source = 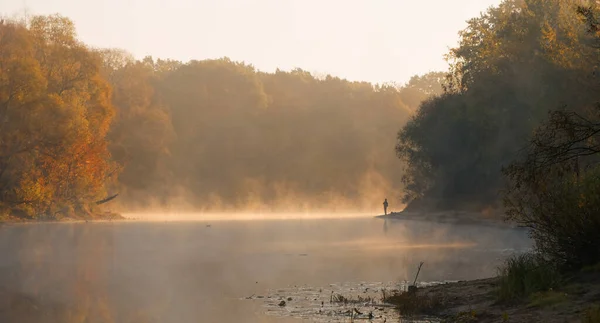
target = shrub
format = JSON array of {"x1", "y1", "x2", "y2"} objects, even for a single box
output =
[{"x1": 505, "y1": 165, "x2": 600, "y2": 271}]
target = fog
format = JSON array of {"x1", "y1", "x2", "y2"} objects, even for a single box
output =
[
  {"x1": 106, "y1": 62, "x2": 422, "y2": 215},
  {"x1": 0, "y1": 217, "x2": 531, "y2": 323},
  {"x1": 1, "y1": 14, "x2": 443, "y2": 217},
  {"x1": 1, "y1": 1, "x2": 566, "y2": 322},
  {"x1": 125, "y1": 212, "x2": 375, "y2": 222}
]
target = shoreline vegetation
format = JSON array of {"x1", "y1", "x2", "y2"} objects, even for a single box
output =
[
  {"x1": 388, "y1": 275, "x2": 600, "y2": 323},
  {"x1": 380, "y1": 265, "x2": 600, "y2": 323},
  {"x1": 3, "y1": 0, "x2": 600, "y2": 322},
  {"x1": 0, "y1": 211, "x2": 124, "y2": 223},
  {"x1": 374, "y1": 202, "x2": 600, "y2": 323},
  {"x1": 0, "y1": 13, "x2": 433, "y2": 217},
  {"x1": 376, "y1": 210, "x2": 522, "y2": 230},
  {"x1": 386, "y1": 0, "x2": 600, "y2": 321},
  {"x1": 374, "y1": 210, "x2": 600, "y2": 322}
]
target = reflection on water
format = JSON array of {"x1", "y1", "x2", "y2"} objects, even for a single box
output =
[{"x1": 0, "y1": 216, "x2": 531, "y2": 323}]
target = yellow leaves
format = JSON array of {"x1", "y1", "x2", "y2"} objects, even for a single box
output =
[
  {"x1": 0, "y1": 15, "x2": 116, "y2": 215},
  {"x1": 15, "y1": 173, "x2": 53, "y2": 212},
  {"x1": 28, "y1": 14, "x2": 77, "y2": 47},
  {"x1": 0, "y1": 23, "x2": 46, "y2": 111},
  {"x1": 84, "y1": 76, "x2": 115, "y2": 138},
  {"x1": 532, "y1": 0, "x2": 591, "y2": 69}
]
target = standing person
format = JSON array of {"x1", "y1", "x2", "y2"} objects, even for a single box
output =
[{"x1": 383, "y1": 198, "x2": 389, "y2": 215}]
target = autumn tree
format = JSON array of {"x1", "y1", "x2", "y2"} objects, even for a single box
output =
[
  {"x1": 1, "y1": 14, "x2": 442, "y2": 214},
  {"x1": 104, "y1": 59, "x2": 427, "y2": 211},
  {"x1": 98, "y1": 52, "x2": 175, "y2": 202},
  {"x1": 0, "y1": 15, "x2": 116, "y2": 219}
]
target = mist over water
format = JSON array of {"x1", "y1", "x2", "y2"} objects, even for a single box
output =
[
  {"x1": 0, "y1": 215, "x2": 531, "y2": 323},
  {"x1": 3, "y1": 1, "x2": 595, "y2": 321},
  {"x1": 124, "y1": 212, "x2": 380, "y2": 221}
]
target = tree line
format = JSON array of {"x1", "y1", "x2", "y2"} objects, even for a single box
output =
[
  {"x1": 397, "y1": 0, "x2": 600, "y2": 212},
  {"x1": 397, "y1": 0, "x2": 600, "y2": 270},
  {"x1": 0, "y1": 14, "x2": 444, "y2": 218}
]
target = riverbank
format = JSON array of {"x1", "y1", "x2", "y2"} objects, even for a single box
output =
[
  {"x1": 377, "y1": 209, "x2": 597, "y2": 322},
  {"x1": 376, "y1": 210, "x2": 524, "y2": 230},
  {"x1": 0, "y1": 211, "x2": 124, "y2": 223},
  {"x1": 390, "y1": 270, "x2": 600, "y2": 323}
]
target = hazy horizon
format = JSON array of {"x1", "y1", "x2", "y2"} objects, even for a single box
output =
[
  {"x1": 1, "y1": 0, "x2": 598, "y2": 321},
  {"x1": 1, "y1": 0, "x2": 501, "y2": 84}
]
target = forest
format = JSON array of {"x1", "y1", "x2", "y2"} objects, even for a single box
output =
[
  {"x1": 0, "y1": 14, "x2": 446, "y2": 218},
  {"x1": 4, "y1": 1, "x2": 600, "y2": 319},
  {"x1": 397, "y1": 0, "x2": 600, "y2": 271},
  {"x1": 397, "y1": 0, "x2": 600, "y2": 214},
  {"x1": 3, "y1": 0, "x2": 600, "y2": 240}
]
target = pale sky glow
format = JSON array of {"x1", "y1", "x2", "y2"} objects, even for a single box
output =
[{"x1": 1, "y1": 0, "x2": 502, "y2": 84}]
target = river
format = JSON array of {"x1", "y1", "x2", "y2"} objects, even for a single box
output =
[{"x1": 0, "y1": 215, "x2": 531, "y2": 323}]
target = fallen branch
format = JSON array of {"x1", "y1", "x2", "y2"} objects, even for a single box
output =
[{"x1": 95, "y1": 194, "x2": 119, "y2": 205}]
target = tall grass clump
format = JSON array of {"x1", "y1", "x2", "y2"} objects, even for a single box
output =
[
  {"x1": 497, "y1": 253, "x2": 560, "y2": 302},
  {"x1": 583, "y1": 305, "x2": 600, "y2": 323}
]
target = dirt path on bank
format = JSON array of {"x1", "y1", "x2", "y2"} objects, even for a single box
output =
[{"x1": 414, "y1": 274, "x2": 600, "y2": 323}]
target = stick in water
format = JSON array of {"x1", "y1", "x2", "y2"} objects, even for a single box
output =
[{"x1": 413, "y1": 262, "x2": 424, "y2": 286}]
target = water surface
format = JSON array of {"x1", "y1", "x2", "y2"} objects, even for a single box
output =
[{"x1": 0, "y1": 216, "x2": 531, "y2": 322}]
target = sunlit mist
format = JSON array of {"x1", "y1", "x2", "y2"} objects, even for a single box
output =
[
  {"x1": 122, "y1": 212, "x2": 379, "y2": 222},
  {"x1": 0, "y1": 218, "x2": 531, "y2": 322}
]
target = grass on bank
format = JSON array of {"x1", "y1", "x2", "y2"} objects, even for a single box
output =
[
  {"x1": 382, "y1": 289, "x2": 444, "y2": 316},
  {"x1": 526, "y1": 291, "x2": 568, "y2": 309},
  {"x1": 496, "y1": 253, "x2": 561, "y2": 302},
  {"x1": 583, "y1": 305, "x2": 600, "y2": 323}
]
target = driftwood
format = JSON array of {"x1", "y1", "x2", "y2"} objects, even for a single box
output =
[{"x1": 95, "y1": 194, "x2": 119, "y2": 205}]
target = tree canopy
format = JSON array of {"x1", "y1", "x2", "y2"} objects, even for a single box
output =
[
  {"x1": 396, "y1": 0, "x2": 600, "y2": 212},
  {"x1": 0, "y1": 16, "x2": 115, "y2": 219},
  {"x1": 112, "y1": 59, "x2": 431, "y2": 211},
  {"x1": 0, "y1": 14, "x2": 445, "y2": 217}
]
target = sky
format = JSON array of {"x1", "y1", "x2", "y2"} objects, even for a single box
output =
[{"x1": 1, "y1": 0, "x2": 502, "y2": 84}]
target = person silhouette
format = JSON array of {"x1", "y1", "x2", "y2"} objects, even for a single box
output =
[{"x1": 383, "y1": 198, "x2": 389, "y2": 215}]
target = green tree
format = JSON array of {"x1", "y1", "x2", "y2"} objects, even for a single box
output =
[
  {"x1": 397, "y1": 0, "x2": 598, "y2": 213},
  {"x1": 398, "y1": 71, "x2": 447, "y2": 111}
]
